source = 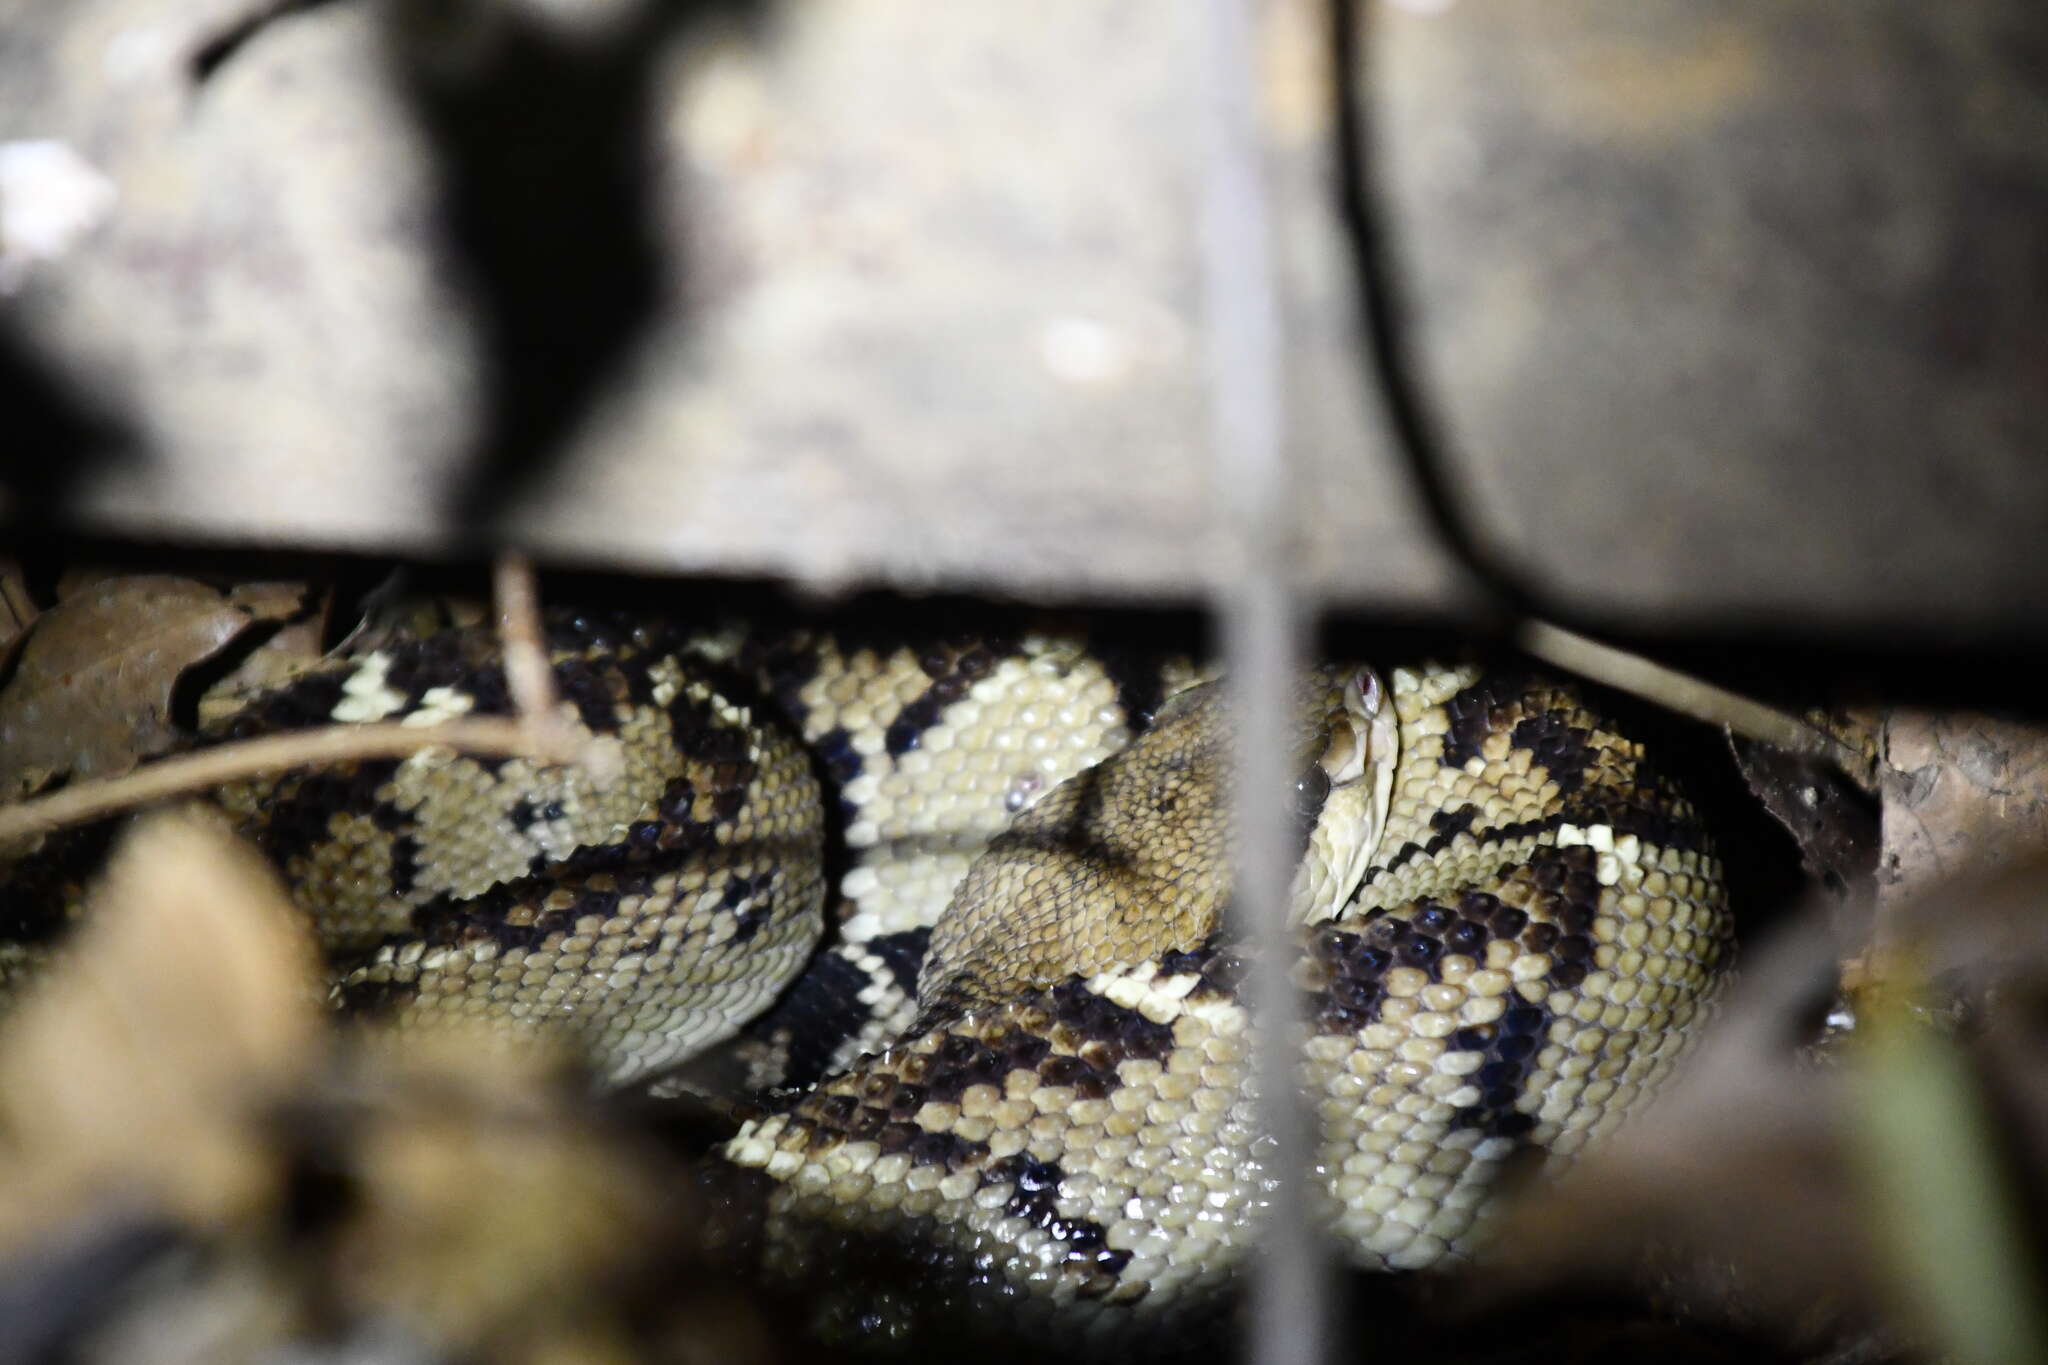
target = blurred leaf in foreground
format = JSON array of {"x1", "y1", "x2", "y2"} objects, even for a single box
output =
[
  {"x1": 0, "y1": 807, "x2": 322, "y2": 1246},
  {"x1": 1472, "y1": 860, "x2": 2048, "y2": 1365},
  {"x1": 0, "y1": 809, "x2": 773, "y2": 1365}
]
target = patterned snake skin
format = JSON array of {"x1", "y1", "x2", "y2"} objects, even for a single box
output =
[
  {"x1": 721, "y1": 655, "x2": 1732, "y2": 1344},
  {"x1": 0, "y1": 611, "x2": 1734, "y2": 1347}
]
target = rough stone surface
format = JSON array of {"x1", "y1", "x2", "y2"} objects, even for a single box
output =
[
  {"x1": 1375, "y1": 0, "x2": 2048, "y2": 629},
  {"x1": 3, "y1": 0, "x2": 2044, "y2": 628}
]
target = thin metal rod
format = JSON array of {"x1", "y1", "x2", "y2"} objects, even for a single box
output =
[{"x1": 1197, "y1": 0, "x2": 1328, "y2": 1362}]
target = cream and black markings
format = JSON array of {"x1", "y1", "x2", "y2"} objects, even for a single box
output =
[
  {"x1": 739, "y1": 926, "x2": 934, "y2": 1089},
  {"x1": 738, "y1": 631, "x2": 1175, "y2": 942},
  {"x1": 733, "y1": 954, "x2": 1229, "y2": 1342},
  {"x1": 2, "y1": 617, "x2": 1736, "y2": 1342},
  {"x1": 731, "y1": 659, "x2": 1733, "y2": 1330},
  {"x1": 196, "y1": 616, "x2": 830, "y2": 1085},
  {"x1": 1300, "y1": 667, "x2": 1729, "y2": 1270},
  {"x1": 708, "y1": 628, "x2": 1205, "y2": 1089}
]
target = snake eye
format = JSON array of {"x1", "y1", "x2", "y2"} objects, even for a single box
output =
[
  {"x1": 1353, "y1": 668, "x2": 1382, "y2": 716},
  {"x1": 1292, "y1": 761, "x2": 1332, "y2": 853}
]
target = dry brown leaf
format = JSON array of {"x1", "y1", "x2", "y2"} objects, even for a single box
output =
[
  {"x1": 0, "y1": 808, "x2": 323, "y2": 1247},
  {"x1": 221, "y1": 581, "x2": 308, "y2": 622},
  {"x1": 1731, "y1": 737, "x2": 1878, "y2": 915},
  {"x1": 0, "y1": 575, "x2": 259, "y2": 799},
  {"x1": 51, "y1": 564, "x2": 127, "y2": 600},
  {"x1": 198, "y1": 583, "x2": 331, "y2": 723},
  {"x1": 1878, "y1": 710, "x2": 2048, "y2": 922},
  {"x1": 333, "y1": 1035, "x2": 673, "y2": 1358}
]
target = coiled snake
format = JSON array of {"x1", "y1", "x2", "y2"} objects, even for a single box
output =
[{"x1": 1, "y1": 612, "x2": 1733, "y2": 1343}]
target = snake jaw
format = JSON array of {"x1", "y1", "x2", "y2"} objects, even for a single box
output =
[{"x1": 1292, "y1": 666, "x2": 1399, "y2": 926}]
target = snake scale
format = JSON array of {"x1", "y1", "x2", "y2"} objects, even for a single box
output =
[{"x1": 0, "y1": 609, "x2": 1733, "y2": 1348}]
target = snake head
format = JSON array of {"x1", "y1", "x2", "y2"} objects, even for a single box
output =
[
  {"x1": 917, "y1": 666, "x2": 1400, "y2": 1017},
  {"x1": 1291, "y1": 666, "x2": 1398, "y2": 926}
]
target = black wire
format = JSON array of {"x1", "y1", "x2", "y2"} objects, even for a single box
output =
[{"x1": 1328, "y1": 0, "x2": 1536, "y2": 624}]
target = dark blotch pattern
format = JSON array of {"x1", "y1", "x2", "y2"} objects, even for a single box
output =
[
  {"x1": 882, "y1": 644, "x2": 1006, "y2": 758},
  {"x1": 792, "y1": 1062, "x2": 995, "y2": 1171},
  {"x1": 657, "y1": 701, "x2": 760, "y2": 844},
  {"x1": 731, "y1": 925, "x2": 934, "y2": 1089},
  {"x1": 1508, "y1": 711, "x2": 1594, "y2": 797},
  {"x1": 810, "y1": 727, "x2": 863, "y2": 821},
  {"x1": 720, "y1": 870, "x2": 770, "y2": 911},
  {"x1": 1449, "y1": 998, "x2": 1552, "y2": 1140},
  {"x1": 1439, "y1": 672, "x2": 1530, "y2": 774},
  {"x1": 550, "y1": 654, "x2": 626, "y2": 732},
  {"x1": 1312, "y1": 890, "x2": 1536, "y2": 1038},
  {"x1": 408, "y1": 870, "x2": 655, "y2": 955},
  {"x1": 1038, "y1": 1052, "x2": 1114, "y2": 1101},
  {"x1": 247, "y1": 765, "x2": 403, "y2": 872},
  {"x1": 202, "y1": 615, "x2": 717, "y2": 929},
  {"x1": 211, "y1": 671, "x2": 352, "y2": 740},
  {"x1": 1045, "y1": 978, "x2": 1176, "y2": 1064},
  {"x1": 211, "y1": 615, "x2": 660, "y2": 753},
  {"x1": 1570, "y1": 755, "x2": 1711, "y2": 857},
  {"x1": 332, "y1": 972, "x2": 424, "y2": 1017},
  {"x1": 1374, "y1": 810, "x2": 1568, "y2": 882},
  {"x1": 1425, "y1": 803, "x2": 1476, "y2": 847},
  {"x1": 1087, "y1": 638, "x2": 1170, "y2": 732},
  {"x1": 386, "y1": 833, "x2": 421, "y2": 899},
  {"x1": 743, "y1": 946, "x2": 879, "y2": 1089},
  {"x1": 867, "y1": 927, "x2": 932, "y2": 994},
  {"x1": 920, "y1": 1032, "x2": 1017, "y2": 1105},
  {"x1": 381, "y1": 634, "x2": 511, "y2": 717},
  {"x1": 981, "y1": 1156, "x2": 1130, "y2": 1278},
  {"x1": 735, "y1": 629, "x2": 839, "y2": 727},
  {"x1": 1312, "y1": 925, "x2": 1392, "y2": 1035},
  {"x1": 1191, "y1": 947, "x2": 1248, "y2": 1000},
  {"x1": 905, "y1": 980, "x2": 1173, "y2": 1109}
]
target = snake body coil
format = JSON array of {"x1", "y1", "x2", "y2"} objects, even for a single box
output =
[
  {"x1": 0, "y1": 613, "x2": 1734, "y2": 1343},
  {"x1": 725, "y1": 657, "x2": 1730, "y2": 1341}
]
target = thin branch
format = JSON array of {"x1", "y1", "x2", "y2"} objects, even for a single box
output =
[
  {"x1": 0, "y1": 554, "x2": 637, "y2": 847},
  {"x1": 0, "y1": 718, "x2": 539, "y2": 845},
  {"x1": 1518, "y1": 620, "x2": 1869, "y2": 775},
  {"x1": 492, "y1": 551, "x2": 578, "y2": 765}
]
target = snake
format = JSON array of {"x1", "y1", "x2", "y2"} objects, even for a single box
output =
[{"x1": 0, "y1": 608, "x2": 1734, "y2": 1348}]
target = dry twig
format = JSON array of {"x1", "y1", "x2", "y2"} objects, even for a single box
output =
[
  {"x1": 0, "y1": 719, "x2": 538, "y2": 844},
  {"x1": 1519, "y1": 620, "x2": 1869, "y2": 776},
  {"x1": 492, "y1": 552, "x2": 578, "y2": 765}
]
